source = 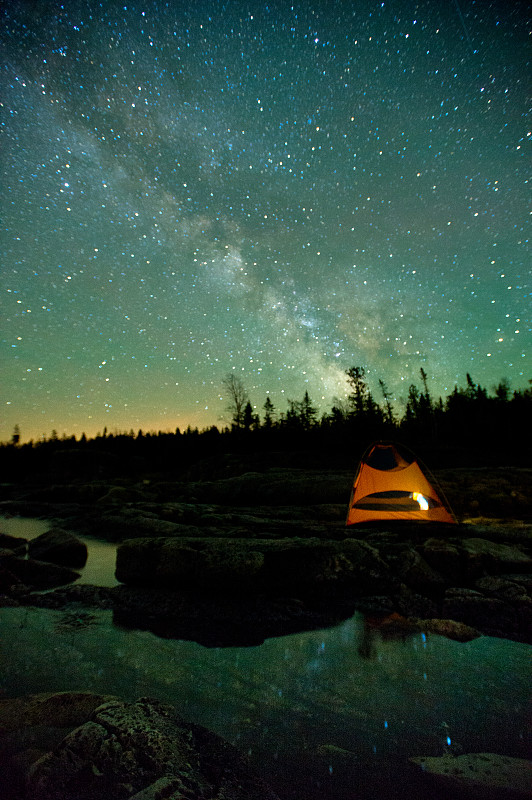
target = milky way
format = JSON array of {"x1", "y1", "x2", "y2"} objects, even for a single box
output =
[{"x1": 1, "y1": 0, "x2": 530, "y2": 441}]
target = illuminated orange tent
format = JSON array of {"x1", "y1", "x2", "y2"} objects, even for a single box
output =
[{"x1": 346, "y1": 442, "x2": 456, "y2": 526}]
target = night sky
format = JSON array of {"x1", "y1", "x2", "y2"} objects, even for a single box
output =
[{"x1": 1, "y1": 0, "x2": 530, "y2": 442}]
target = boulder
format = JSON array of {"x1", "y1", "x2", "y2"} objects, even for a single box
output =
[
  {"x1": 421, "y1": 537, "x2": 463, "y2": 581},
  {"x1": 409, "y1": 752, "x2": 532, "y2": 799},
  {"x1": 394, "y1": 547, "x2": 446, "y2": 594},
  {"x1": 26, "y1": 696, "x2": 279, "y2": 800},
  {"x1": 1, "y1": 555, "x2": 80, "y2": 590},
  {"x1": 28, "y1": 528, "x2": 87, "y2": 568}
]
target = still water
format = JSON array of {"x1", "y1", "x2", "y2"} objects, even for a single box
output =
[
  {"x1": 1, "y1": 518, "x2": 530, "y2": 799},
  {"x1": 0, "y1": 515, "x2": 118, "y2": 587}
]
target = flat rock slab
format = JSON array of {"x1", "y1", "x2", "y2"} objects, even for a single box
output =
[
  {"x1": 115, "y1": 535, "x2": 393, "y2": 596},
  {"x1": 409, "y1": 752, "x2": 532, "y2": 799}
]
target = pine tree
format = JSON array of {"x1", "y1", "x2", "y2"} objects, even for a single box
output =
[
  {"x1": 263, "y1": 396, "x2": 275, "y2": 428},
  {"x1": 345, "y1": 366, "x2": 368, "y2": 415},
  {"x1": 378, "y1": 379, "x2": 395, "y2": 424},
  {"x1": 299, "y1": 390, "x2": 317, "y2": 429},
  {"x1": 243, "y1": 401, "x2": 255, "y2": 431}
]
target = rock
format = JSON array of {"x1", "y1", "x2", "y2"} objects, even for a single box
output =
[
  {"x1": 97, "y1": 512, "x2": 188, "y2": 540},
  {"x1": 473, "y1": 576, "x2": 532, "y2": 642},
  {"x1": 409, "y1": 752, "x2": 532, "y2": 799},
  {"x1": 315, "y1": 743, "x2": 358, "y2": 759},
  {"x1": 28, "y1": 528, "x2": 87, "y2": 568},
  {"x1": 25, "y1": 584, "x2": 115, "y2": 610},
  {"x1": 356, "y1": 613, "x2": 480, "y2": 643},
  {"x1": 0, "y1": 692, "x2": 119, "y2": 800},
  {"x1": 0, "y1": 562, "x2": 28, "y2": 594},
  {"x1": 1, "y1": 555, "x2": 80, "y2": 590},
  {"x1": 394, "y1": 547, "x2": 446, "y2": 594},
  {"x1": 461, "y1": 538, "x2": 532, "y2": 574},
  {"x1": 115, "y1": 536, "x2": 393, "y2": 596},
  {"x1": 26, "y1": 696, "x2": 279, "y2": 800},
  {"x1": 475, "y1": 576, "x2": 529, "y2": 603},
  {"x1": 128, "y1": 776, "x2": 188, "y2": 799},
  {"x1": 421, "y1": 537, "x2": 463, "y2": 581},
  {"x1": 421, "y1": 536, "x2": 532, "y2": 586},
  {"x1": 96, "y1": 486, "x2": 144, "y2": 505},
  {"x1": 0, "y1": 532, "x2": 28, "y2": 553},
  {"x1": 442, "y1": 588, "x2": 516, "y2": 637},
  {"x1": 394, "y1": 585, "x2": 439, "y2": 619},
  {"x1": 0, "y1": 691, "x2": 119, "y2": 732},
  {"x1": 413, "y1": 618, "x2": 481, "y2": 642}
]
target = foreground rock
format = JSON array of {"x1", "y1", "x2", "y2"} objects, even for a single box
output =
[
  {"x1": 409, "y1": 752, "x2": 532, "y2": 799},
  {"x1": 21, "y1": 695, "x2": 279, "y2": 800},
  {"x1": 0, "y1": 692, "x2": 119, "y2": 800},
  {"x1": 28, "y1": 528, "x2": 87, "y2": 568}
]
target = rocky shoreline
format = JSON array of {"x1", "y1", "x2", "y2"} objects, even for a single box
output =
[
  {"x1": 2, "y1": 521, "x2": 531, "y2": 646},
  {"x1": 1, "y1": 464, "x2": 531, "y2": 646},
  {"x1": 1, "y1": 463, "x2": 531, "y2": 800}
]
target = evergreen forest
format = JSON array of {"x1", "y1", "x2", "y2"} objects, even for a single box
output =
[{"x1": 2, "y1": 369, "x2": 531, "y2": 481}]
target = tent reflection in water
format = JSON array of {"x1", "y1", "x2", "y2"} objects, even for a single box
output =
[{"x1": 346, "y1": 441, "x2": 457, "y2": 526}]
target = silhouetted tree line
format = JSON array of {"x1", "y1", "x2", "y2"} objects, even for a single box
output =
[{"x1": 1, "y1": 368, "x2": 531, "y2": 480}]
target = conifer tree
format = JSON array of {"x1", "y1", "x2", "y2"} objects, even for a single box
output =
[
  {"x1": 263, "y1": 396, "x2": 275, "y2": 428},
  {"x1": 299, "y1": 390, "x2": 317, "y2": 429}
]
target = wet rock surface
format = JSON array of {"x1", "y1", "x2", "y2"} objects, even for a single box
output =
[
  {"x1": 0, "y1": 693, "x2": 280, "y2": 800},
  {"x1": 409, "y1": 752, "x2": 532, "y2": 799}
]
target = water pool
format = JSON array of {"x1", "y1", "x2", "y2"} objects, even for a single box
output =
[{"x1": 1, "y1": 517, "x2": 529, "y2": 798}]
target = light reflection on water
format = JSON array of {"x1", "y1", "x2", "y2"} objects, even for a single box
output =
[{"x1": 0, "y1": 517, "x2": 530, "y2": 799}]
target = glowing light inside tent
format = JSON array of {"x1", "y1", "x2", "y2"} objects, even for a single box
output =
[{"x1": 412, "y1": 492, "x2": 429, "y2": 511}]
